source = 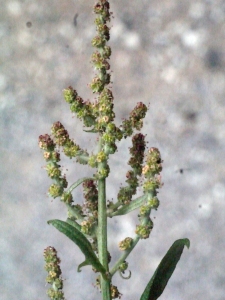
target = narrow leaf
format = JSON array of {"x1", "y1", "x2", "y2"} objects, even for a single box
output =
[
  {"x1": 48, "y1": 219, "x2": 108, "y2": 279},
  {"x1": 140, "y1": 238, "x2": 190, "y2": 300},
  {"x1": 66, "y1": 218, "x2": 81, "y2": 231}
]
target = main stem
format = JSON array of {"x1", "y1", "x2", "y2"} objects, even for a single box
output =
[{"x1": 98, "y1": 138, "x2": 111, "y2": 300}]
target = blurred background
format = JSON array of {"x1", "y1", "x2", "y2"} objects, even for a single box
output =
[{"x1": 1, "y1": 0, "x2": 225, "y2": 299}]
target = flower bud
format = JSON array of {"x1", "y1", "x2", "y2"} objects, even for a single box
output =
[
  {"x1": 61, "y1": 192, "x2": 73, "y2": 204},
  {"x1": 92, "y1": 35, "x2": 106, "y2": 48},
  {"x1": 96, "y1": 151, "x2": 107, "y2": 163},
  {"x1": 119, "y1": 261, "x2": 128, "y2": 273},
  {"x1": 110, "y1": 285, "x2": 122, "y2": 299},
  {"x1": 48, "y1": 184, "x2": 63, "y2": 198},
  {"x1": 135, "y1": 219, "x2": 153, "y2": 239},
  {"x1": 118, "y1": 237, "x2": 133, "y2": 251},
  {"x1": 39, "y1": 134, "x2": 55, "y2": 151},
  {"x1": 63, "y1": 86, "x2": 77, "y2": 104},
  {"x1": 148, "y1": 196, "x2": 160, "y2": 209},
  {"x1": 90, "y1": 76, "x2": 105, "y2": 93}
]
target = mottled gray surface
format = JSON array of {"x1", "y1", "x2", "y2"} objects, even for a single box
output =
[{"x1": 1, "y1": 0, "x2": 225, "y2": 299}]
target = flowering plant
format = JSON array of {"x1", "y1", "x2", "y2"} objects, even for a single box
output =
[{"x1": 39, "y1": 1, "x2": 190, "y2": 300}]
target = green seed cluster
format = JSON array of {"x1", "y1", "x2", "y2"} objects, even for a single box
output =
[
  {"x1": 118, "y1": 133, "x2": 146, "y2": 204},
  {"x1": 43, "y1": 246, "x2": 65, "y2": 300}
]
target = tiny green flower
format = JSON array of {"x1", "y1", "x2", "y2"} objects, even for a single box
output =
[
  {"x1": 118, "y1": 237, "x2": 133, "y2": 251},
  {"x1": 48, "y1": 184, "x2": 63, "y2": 198}
]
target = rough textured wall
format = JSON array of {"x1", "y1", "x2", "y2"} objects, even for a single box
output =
[{"x1": 1, "y1": 1, "x2": 225, "y2": 299}]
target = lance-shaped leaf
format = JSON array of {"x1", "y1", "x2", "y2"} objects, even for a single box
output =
[
  {"x1": 48, "y1": 219, "x2": 109, "y2": 280},
  {"x1": 140, "y1": 238, "x2": 190, "y2": 300}
]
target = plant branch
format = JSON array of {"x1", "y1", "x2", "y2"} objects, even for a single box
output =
[
  {"x1": 98, "y1": 138, "x2": 111, "y2": 300},
  {"x1": 110, "y1": 235, "x2": 140, "y2": 277}
]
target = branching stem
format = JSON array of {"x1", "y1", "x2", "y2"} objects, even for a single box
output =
[{"x1": 98, "y1": 137, "x2": 111, "y2": 300}]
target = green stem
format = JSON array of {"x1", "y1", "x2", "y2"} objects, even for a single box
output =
[
  {"x1": 110, "y1": 215, "x2": 151, "y2": 276},
  {"x1": 98, "y1": 139, "x2": 111, "y2": 300},
  {"x1": 110, "y1": 235, "x2": 140, "y2": 277}
]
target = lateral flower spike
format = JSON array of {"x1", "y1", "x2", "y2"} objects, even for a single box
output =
[
  {"x1": 63, "y1": 86, "x2": 97, "y2": 128},
  {"x1": 117, "y1": 133, "x2": 146, "y2": 204},
  {"x1": 51, "y1": 121, "x2": 89, "y2": 163},
  {"x1": 43, "y1": 246, "x2": 65, "y2": 300},
  {"x1": 38, "y1": 134, "x2": 72, "y2": 203},
  {"x1": 89, "y1": 0, "x2": 119, "y2": 136},
  {"x1": 142, "y1": 147, "x2": 163, "y2": 194},
  {"x1": 120, "y1": 102, "x2": 148, "y2": 138}
]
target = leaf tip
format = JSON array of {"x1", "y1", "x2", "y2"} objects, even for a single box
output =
[
  {"x1": 47, "y1": 219, "x2": 55, "y2": 226},
  {"x1": 183, "y1": 238, "x2": 190, "y2": 249}
]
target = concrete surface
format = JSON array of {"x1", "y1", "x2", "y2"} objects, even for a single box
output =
[{"x1": 1, "y1": 1, "x2": 225, "y2": 299}]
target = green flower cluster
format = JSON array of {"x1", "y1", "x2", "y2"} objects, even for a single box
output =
[
  {"x1": 110, "y1": 284, "x2": 122, "y2": 299},
  {"x1": 135, "y1": 218, "x2": 154, "y2": 239},
  {"x1": 81, "y1": 217, "x2": 96, "y2": 235},
  {"x1": 63, "y1": 87, "x2": 97, "y2": 128},
  {"x1": 139, "y1": 196, "x2": 160, "y2": 216},
  {"x1": 102, "y1": 122, "x2": 123, "y2": 155},
  {"x1": 118, "y1": 133, "x2": 146, "y2": 204},
  {"x1": 121, "y1": 102, "x2": 148, "y2": 138},
  {"x1": 134, "y1": 147, "x2": 163, "y2": 239},
  {"x1": 38, "y1": 134, "x2": 72, "y2": 203},
  {"x1": 118, "y1": 237, "x2": 133, "y2": 251},
  {"x1": 142, "y1": 147, "x2": 163, "y2": 193},
  {"x1": 43, "y1": 246, "x2": 65, "y2": 300},
  {"x1": 51, "y1": 121, "x2": 88, "y2": 163},
  {"x1": 90, "y1": 0, "x2": 115, "y2": 134}
]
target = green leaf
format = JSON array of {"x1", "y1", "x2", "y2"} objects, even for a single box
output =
[
  {"x1": 140, "y1": 238, "x2": 190, "y2": 300},
  {"x1": 109, "y1": 194, "x2": 147, "y2": 217},
  {"x1": 66, "y1": 218, "x2": 81, "y2": 231},
  {"x1": 48, "y1": 219, "x2": 108, "y2": 280}
]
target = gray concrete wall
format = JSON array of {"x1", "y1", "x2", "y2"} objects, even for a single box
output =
[{"x1": 1, "y1": 1, "x2": 225, "y2": 299}]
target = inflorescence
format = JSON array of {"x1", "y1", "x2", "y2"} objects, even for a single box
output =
[{"x1": 39, "y1": 1, "x2": 163, "y2": 299}]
